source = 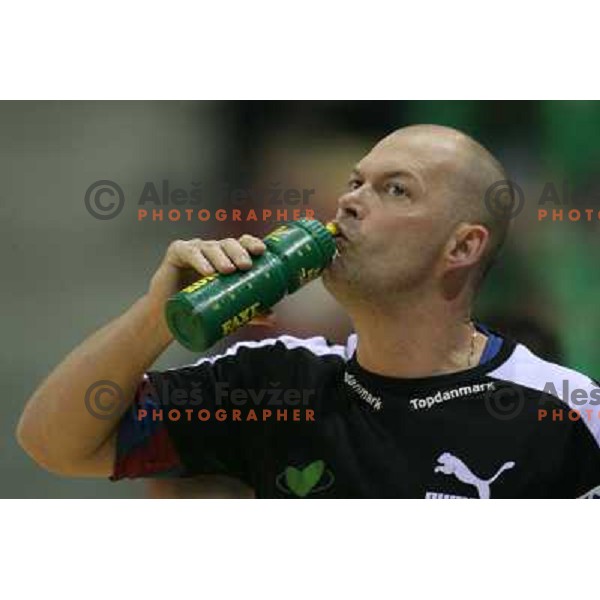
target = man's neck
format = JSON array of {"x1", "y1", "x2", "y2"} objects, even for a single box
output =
[{"x1": 350, "y1": 297, "x2": 488, "y2": 379}]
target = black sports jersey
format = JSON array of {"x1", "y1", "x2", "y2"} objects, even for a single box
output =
[{"x1": 128, "y1": 327, "x2": 600, "y2": 498}]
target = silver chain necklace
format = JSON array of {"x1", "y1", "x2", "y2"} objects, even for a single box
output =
[{"x1": 467, "y1": 321, "x2": 478, "y2": 368}]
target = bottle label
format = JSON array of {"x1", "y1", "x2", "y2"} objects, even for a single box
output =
[
  {"x1": 221, "y1": 301, "x2": 263, "y2": 335},
  {"x1": 182, "y1": 273, "x2": 219, "y2": 294}
]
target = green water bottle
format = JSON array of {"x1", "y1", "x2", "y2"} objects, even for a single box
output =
[{"x1": 165, "y1": 218, "x2": 339, "y2": 351}]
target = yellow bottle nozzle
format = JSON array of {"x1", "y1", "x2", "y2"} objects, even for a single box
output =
[{"x1": 325, "y1": 221, "x2": 339, "y2": 236}]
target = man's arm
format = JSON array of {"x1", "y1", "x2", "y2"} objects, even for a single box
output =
[{"x1": 16, "y1": 233, "x2": 267, "y2": 477}]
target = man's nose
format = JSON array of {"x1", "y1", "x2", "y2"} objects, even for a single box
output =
[{"x1": 336, "y1": 188, "x2": 367, "y2": 220}]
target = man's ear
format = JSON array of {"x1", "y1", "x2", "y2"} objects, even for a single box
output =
[{"x1": 446, "y1": 223, "x2": 490, "y2": 269}]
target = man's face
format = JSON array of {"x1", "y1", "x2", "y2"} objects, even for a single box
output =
[{"x1": 322, "y1": 130, "x2": 463, "y2": 306}]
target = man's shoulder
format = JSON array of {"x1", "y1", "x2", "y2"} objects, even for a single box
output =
[
  {"x1": 489, "y1": 341, "x2": 599, "y2": 399},
  {"x1": 488, "y1": 341, "x2": 600, "y2": 448}
]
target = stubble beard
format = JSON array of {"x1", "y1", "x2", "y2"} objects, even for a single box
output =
[{"x1": 323, "y1": 252, "x2": 389, "y2": 309}]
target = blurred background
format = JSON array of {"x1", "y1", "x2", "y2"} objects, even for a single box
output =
[{"x1": 1, "y1": 101, "x2": 599, "y2": 498}]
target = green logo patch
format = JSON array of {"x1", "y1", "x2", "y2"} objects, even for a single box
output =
[{"x1": 284, "y1": 460, "x2": 325, "y2": 497}]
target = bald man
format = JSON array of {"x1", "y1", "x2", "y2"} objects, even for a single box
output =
[{"x1": 17, "y1": 125, "x2": 600, "y2": 498}]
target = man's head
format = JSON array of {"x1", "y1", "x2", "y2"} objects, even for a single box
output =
[{"x1": 322, "y1": 124, "x2": 512, "y2": 312}]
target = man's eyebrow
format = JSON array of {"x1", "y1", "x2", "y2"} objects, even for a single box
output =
[
  {"x1": 381, "y1": 169, "x2": 421, "y2": 182},
  {"x1": 351, "y1": 166, "x2": 422, "y2": 186}
]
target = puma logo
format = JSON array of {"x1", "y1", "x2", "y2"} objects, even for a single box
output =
[{"x1": 434, "y1": 452, "x2": 515, "y2": 499}]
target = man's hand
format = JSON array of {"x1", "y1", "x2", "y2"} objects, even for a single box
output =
[{"x1": 148, "y1": 233, "x2": 275, "y2": 327}]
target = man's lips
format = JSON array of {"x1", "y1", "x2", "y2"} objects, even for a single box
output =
[
  {"x1": 331, "y1": 221, "x2": 351, "y2": 241},
  {"x1": 332, "y1": 225, "x2": 353, "y2": 253},
  {"x1": 334, "y1": 236, "x2": 347, "y2": 251}
]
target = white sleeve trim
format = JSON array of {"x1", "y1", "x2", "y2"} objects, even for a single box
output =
[
  {"x1": 184, "y1": 333, "x2": 354, "y2": 367},
  {"x1": 489, "y1": 343, "x2": 600, "y2": 449}
]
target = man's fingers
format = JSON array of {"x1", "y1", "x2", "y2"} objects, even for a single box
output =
[
  {"x1": 220, "y1": 238, "x2": 254, "y2": 270},
  {"x1": 166, "y1": 234, "x2": 266, "y2": 278},
  {"x1": 239, "y1": 234, "x2": 266, "y2": 255},
  {"x1": 189, "y1": 247, "x2": 215, "y2": 275},
  {"x1": 153, "y1": 232, "x2": 268, "y2": 306},
  {"x1": 198, "y1": 240, "x2": 237, "y2": 273},
  {"x1": 167, "y1": 240, "x2": 215, "y2": 276}
]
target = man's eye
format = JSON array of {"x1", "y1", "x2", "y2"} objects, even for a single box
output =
[
  {"x1": 386, "y1": 182, "x2": 407, "y2": 197},
  {"x1": 348, "y1": 179, "x2": 362, "y2": 191}
]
